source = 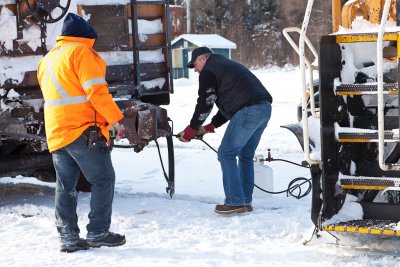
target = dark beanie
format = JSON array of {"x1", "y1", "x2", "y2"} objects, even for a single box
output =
[{"x1": 61, "y1": 13, "x2": 97, "y2": 39}]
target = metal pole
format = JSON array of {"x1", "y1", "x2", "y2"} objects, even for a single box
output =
[
  {"x1": 300, "y1": 0, "x2": 319, "y2": 165},
  {"x1": 186, "y1": 0, "x2": 190, "y2": 33},
  {"x1": 377, "y1": 0, "x2": 393, "y2": 171},
  {"x1": 282, "y1": 27, "x2": 319, "y2": 118}
]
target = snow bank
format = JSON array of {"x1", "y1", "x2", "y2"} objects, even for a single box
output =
[
  {"x1": 2, "y1": 68, "x2": 400, "y2": 266},
  {"x1": 0, "y1": 6, "x2": 17, "y2": 50},
  {"x1": 323, "y1": 194, "x2": 363, "y2": 224},
  {"x1": 336, "y1": 18, "x2": 400, "y2": 34}
]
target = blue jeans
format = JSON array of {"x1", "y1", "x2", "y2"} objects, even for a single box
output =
[
  {"x1": 52, "y1": 134, "x2": 115, "y2": 245},
  {"x1": 218, "y1": 102, "x2": 271, "y2": 206}
]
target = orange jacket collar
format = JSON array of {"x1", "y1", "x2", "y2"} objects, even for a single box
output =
[{"x1": 56, "y1": 36, "x2": 95, "y2": 47}]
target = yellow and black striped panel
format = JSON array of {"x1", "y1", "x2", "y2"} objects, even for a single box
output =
[
  {"x1": 323, "y1": 219, "x2": 400, "y2": 236},
  {"x1": 324, "y1": 225, "x2": 399, "y2": 236},
  {"x1": 335, "y1": 33, "x2": 399, "y2": 43}
]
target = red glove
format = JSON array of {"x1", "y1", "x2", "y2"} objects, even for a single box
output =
[
  {"x1": 110, "y1": 122, "x2": 125, "y2": 142},
  {"x1": 178, "y1": 126, "x2": 198, "y2": 142},
  {"x1": 203, "y1": 124, "x2": 215, "y2": 133},
  {"x1": 197, "y1": 123, "x2": 215, "y2": 138}
]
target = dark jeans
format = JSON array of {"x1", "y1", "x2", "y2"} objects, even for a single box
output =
[
  {"x1": 218, "y1": 102, "x2": 271, "y2": 205},
  {"x1": 52, "y1": 134, "x2": 115, "y2": 245}
]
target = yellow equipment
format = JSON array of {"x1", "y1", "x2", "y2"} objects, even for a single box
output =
[{"x1": 284, "y1": 0, "x2": 400, "y2": 237}]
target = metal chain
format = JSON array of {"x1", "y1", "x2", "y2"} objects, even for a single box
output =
[{"x1": 40, "y1": 21, "x2": 47, "y2": 55}]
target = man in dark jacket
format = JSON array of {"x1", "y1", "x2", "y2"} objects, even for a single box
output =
[{"x1": 178, "y1": 47, "x2": 272, "y2": 215}]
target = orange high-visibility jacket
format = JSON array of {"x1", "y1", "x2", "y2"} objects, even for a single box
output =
[{"x1": 37, "y1": 36, "x2": 123, "y2": 152}]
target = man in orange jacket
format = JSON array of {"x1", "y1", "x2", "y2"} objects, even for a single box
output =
[{"x1": 37, "y1": 13, "x2": 126, "y2": 252}]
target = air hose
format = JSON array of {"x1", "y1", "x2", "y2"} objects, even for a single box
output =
[
  {"x1": 186, "y1": 136, "x2": 312, "y2": 199},
  {"x1": 113, "y1": 133, "x2": 312, "y2": 199}
]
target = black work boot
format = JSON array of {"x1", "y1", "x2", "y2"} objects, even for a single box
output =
[
  {"x1": 214, "y1": 204, "x2": 248, "y2": 215},
  {"x1": 60, "y1": 238, "x2": 90, "y2": 253},
  {"x1": 86, "y1": 232, "x2": 126, "y2": 248}
]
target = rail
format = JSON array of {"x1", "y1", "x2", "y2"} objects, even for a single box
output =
[
  {"x1": 299, "y1": 0, "x2": 319, "y2": 165},
  {"x1": 377, "y1": 0, "x2": 399, "y2": 170},
  {"x1": 282, "y1": 27, "x2": 319, "y2": 118}
]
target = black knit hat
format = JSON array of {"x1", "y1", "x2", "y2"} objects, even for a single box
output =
[
  {"x1": 61, "y1": 13, "x2": 97, "y2": 39},
  {"x1": 187, "y1": 47, "x2": 213, "y2": 68}
]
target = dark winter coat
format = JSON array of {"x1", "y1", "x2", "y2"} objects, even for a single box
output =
[{"x1": 190, "y1": 54, "x2": 272, "y2": 129}]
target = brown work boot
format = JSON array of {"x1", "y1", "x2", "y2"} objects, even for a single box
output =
[
  {"x1": 246, "y1": 205, "x2": 253, "y2": 212},
  {"x1": 214, "y1": 204, "x2": 248, "y2": 215}
]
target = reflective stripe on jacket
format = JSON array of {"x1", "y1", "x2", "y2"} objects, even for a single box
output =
[{"x1": 37, "y1": 36, "x2": 123, "y2": 152}]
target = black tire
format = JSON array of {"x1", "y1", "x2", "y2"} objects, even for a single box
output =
[{"x1": 31, "y1": 167, "x2": 56, "y2": 182}]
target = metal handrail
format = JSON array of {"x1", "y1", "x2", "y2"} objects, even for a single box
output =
[
  {"x1": 283, "y1": 27, "x2": 319, "y2": 119},
  {"x1": 377, "y1": 0, "x2": 398, "y2": 170},
  {"x1": 165, "y1": 1, "x2": 174, "y2": 94},
  {"x1": 299, "y1": 0, "x2": 319, "y2": 165},
  {"x1": 283, "y1": 27, "x2": 318, "y2": 65}
]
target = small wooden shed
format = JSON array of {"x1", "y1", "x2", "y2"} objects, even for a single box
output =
[{"x1": 171, "y1": 34, "x2": 237, "y2": 79}]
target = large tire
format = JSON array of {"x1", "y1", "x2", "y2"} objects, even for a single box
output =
[
  {"x1": 31, "y1": 167, "x2": 56, "y2": 182},
  {"x1": 34, "y1": 167, "x2": 92, "y2": 192}
]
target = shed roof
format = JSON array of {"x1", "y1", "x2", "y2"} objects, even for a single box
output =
[{"x1": 172, "y1": 34, "x2": 237, "y2": 49}]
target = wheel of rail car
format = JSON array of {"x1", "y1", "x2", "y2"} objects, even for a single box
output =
[
  {"x1": 24, "y1": 0, "x2": 71, "y2": 23},
  {"x1": 76, "y1": 172, "x2": 91, "y2": 192},
  {"x1": 166, "y1": 135, "x2": 175, "y2": 198}
]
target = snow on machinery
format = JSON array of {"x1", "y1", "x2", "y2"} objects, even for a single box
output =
[
  {"x1": 0, "y1": 0, "x2": 176, "y2": 195},
  {"x1": 283, "y1": 0, "x2": 400, "y2": 238}
]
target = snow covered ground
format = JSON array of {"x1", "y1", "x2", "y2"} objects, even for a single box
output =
[{"x1": 2, "y1": 68, "x2": 400, "y2": 266}]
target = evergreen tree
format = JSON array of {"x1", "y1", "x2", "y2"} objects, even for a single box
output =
[{"x1": 178, "y1": 0, "x2": 331, "y2": 67}]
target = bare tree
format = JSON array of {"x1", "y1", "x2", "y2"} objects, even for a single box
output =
[{"x1": 180, "y1": 0, "x2": 331, "y2": 67}]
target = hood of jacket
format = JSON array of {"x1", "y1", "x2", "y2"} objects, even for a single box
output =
[
  {"x1": 55, "y1": 35, "x2": 96, "y2": 48},
  {"x1": 61, "y1": 12, "x2": 97, "y2": 39}
]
